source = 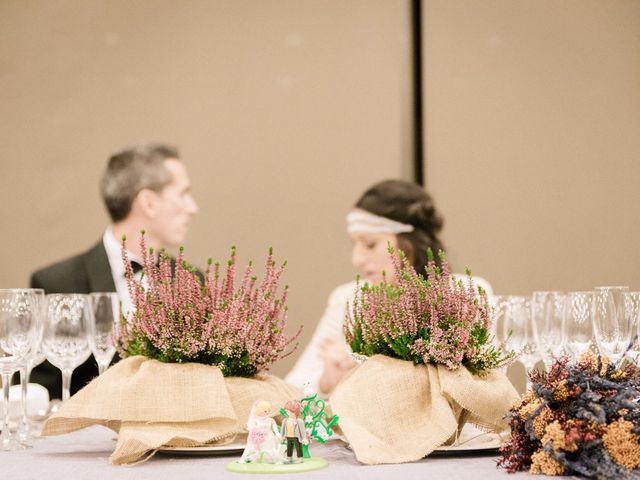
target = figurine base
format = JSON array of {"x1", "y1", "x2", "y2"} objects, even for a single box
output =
[{"x1": 226, "y1": 457, "x2": 328, "y2": 474}]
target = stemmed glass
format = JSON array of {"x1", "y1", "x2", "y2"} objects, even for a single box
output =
[
  {"x1": 594, "y1": 286, "x2": 629, "y2": 315},
  {"x1": 562, "y1": 292, "x2": 594, "y2": 362},
  {"x1": 507, "y1": 296, "x2": 539, "y2": 389},
  {"x1": 623, "y1": 292, "x2": 640, "y2": 365},
  {"x1": 531, "y1": 291, "x2": 565, "y2": 371},
  {"x1": 16, "y1": 288, "x2": 44, "y2": 445},
  {"x1": 42, "y1": 294, "x2": 92, "y2": 402},
  {"x1": 593, "y1": 288, "x2": 633, "y2": 363},
  {"x1": 490, "y1": 296, "x2": 512, "y2": 374},
  {"x1": 0, "y1": 289, "x2": 38, "y2": 451},
  {"x1": 491, "y1": 296, "x2": 511, "y2": 345},
  {"x1": 88, "y1": 293, "x2": 119, "y2": 375}
]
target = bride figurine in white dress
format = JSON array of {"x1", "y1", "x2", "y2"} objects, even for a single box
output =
[{"x1": 239, "y1": 400, "x2": 286, "y2": 464}]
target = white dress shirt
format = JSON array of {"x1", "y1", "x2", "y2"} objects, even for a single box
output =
[{"x1": 102, "y1": 228, "x2": 143, "y2": 320}]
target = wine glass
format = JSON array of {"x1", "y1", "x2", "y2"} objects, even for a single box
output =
[
  {"x1": 507, "y1": 296, "x2": 538, "y2": 388},
  {"x1": 0, "y1": 289, "x2": 38, "y2": 451},
  {"x1": 623, "y1": 292, "x2": 640, "y2": 364},
  {"x1": 490, "y1": 295, "x2": 511, "y2": 347},
  {"x1": 562, "y1": 292, "x2": 594, "y2": 362},
  {"x1": 16, "y1": 288, "x2": 44, "y2": 444},
  {"x1": 593, "y1": 286, "x2": 629, "y2": 357},
  {"x1": 531, "y1": 291, "x2": 565, "y2": 371},
  {"x1": 593, "y1": 289, "x2": 633, "y2": 363},
  {"x1": 490, "y1": 295, "x2": 513, "y2": 374},
  {"x1": 42, "y1": 294, "x2": 92, "y2": 402},
  {"x1": 594, "y1": 286, "x2": 629, "y2": 316},
  {"x1": 88, "y1": 292, "x2": 119, "y2": 375}
]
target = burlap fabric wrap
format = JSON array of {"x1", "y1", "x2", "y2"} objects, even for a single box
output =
[
  {"x1": 41, "y1": 356, "x2": 300, "y2": 465},
  {"x1": 330, "y1": 355, "x2": 519, "y2": 465}
]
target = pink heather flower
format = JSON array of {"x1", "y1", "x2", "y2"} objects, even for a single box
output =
[
  {"x1": 345, "y1": 246, "x2": 514, "y2": 375},
  {"x1": 117, "y1": 235, "x2": 301, "y2": 376}
]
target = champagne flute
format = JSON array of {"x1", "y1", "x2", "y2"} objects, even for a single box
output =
[
  {"x1": 623, "y1": 292, "x2": 640, "y2": 364},
  {"x1": 490, "y1": 295, "x2": 511, "y2": 347},
  {"x1": 42, "y1": 294, "x2": 91, "y2": 402},
  {"x1": 594, "y1": 286, "x2": 629, "y2": 318},
  {"x1": 88, "y1": 293, "x2": 119, "y2": 375},
  {"x1": 490, "y1": 295, "x2": 513, "y2": 374},
  {"x1": 562, "y1": 292, "x2": 594, "y2": 362},
  {"x1": 507, "y1": 296, "x2": 538, "y2": 389},
  {"x1": 531, "y1": 291, "x2": 565, "y2": 371},
  {"x1": 0, "y1": 289, "x2": 38, "y2": 451},
  {"x1": 593, "y1": 289, "x2": 633, "y2": 363},
  {"x1": 593, "y1": 286, "x2": 629, "y2": 360},
  {"x1": 17, "y1": 288, "x2": 44, "y2": 444}
]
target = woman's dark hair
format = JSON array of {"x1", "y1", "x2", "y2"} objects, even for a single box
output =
[{"x1": 354, "y1": 179, "x2": 445, "y2": 274}]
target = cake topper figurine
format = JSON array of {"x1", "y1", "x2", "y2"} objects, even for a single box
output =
[
  {"x1": 293, "y1": 381, "x2": 340, "y2": 458},
  {"x1": 280, "y1": 400, "x2": 308, "y2": 463},
  {"x1": 302, "y1": 380, "x2": 315, "y2": 398},
  {"x1": 227, "y1": 388, "x2": 336, "y2": 474},
  {"x1": 238, "y1": 400, "x2": 285, "y2": 464}
]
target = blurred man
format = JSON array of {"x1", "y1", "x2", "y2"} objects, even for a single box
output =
[{"x1": 30, "y1": 143, "x2": 199, "y2": 398}]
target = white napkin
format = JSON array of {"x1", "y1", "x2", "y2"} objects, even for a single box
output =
[{"x1": 8, "y1": 383, "x2": 50, "y2": 420}]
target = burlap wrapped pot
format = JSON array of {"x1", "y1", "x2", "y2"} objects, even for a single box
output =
[
  {"x1": 330, "y1": 354, "x2": 519, "y2": 465},
  {"x1": 41, "y1": 356, "x2": 300, "y2": 465}
]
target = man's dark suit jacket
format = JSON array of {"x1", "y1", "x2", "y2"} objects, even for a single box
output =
[{"x1": 30, "y1": 240, "x2": 115, "y2": 399}]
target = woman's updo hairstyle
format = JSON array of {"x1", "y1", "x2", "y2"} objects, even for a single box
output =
[{"x1": 354, "y1": 179, "x2": 445, "y2": 274}]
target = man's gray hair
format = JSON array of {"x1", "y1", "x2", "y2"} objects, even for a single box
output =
[{"x1": 100, "y1": 143, "x2": 180, "y2": 222}]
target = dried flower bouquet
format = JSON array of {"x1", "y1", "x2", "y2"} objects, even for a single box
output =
[{"x1": 498, "y1": 353, "x2": 640, "y2": 479}]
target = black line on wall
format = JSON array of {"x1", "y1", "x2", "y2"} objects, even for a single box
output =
[{"x1": 411, "y1": 0, "x2": 424, "y2": 186}]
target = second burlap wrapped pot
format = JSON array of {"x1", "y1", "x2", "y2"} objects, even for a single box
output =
[
  {"x1": 336, "y1": 248, "x2": 520, "y2": 464},
  {"x1": 42, "y1": 356, "x2": 300, "y2": 464},
  {"x1": 330, "y1": 355, "x2": 518, "y2": 465}
]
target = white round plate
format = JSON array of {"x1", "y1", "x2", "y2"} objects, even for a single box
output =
[
  {"x1": 431, "y1": 425, "x2": 505, "y2": 454},
  {"x1": 158, "y1": 441, "x2": 247, "y2": 456}
]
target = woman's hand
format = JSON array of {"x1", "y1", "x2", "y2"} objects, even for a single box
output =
[{"x1": 317, "y1": 336, "x2": 356, "y2": 395}]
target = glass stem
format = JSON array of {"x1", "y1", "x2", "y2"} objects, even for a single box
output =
[
  {"x1": 1, "y1": 373, "x2": 11, "y2": 446},
  {"x1": 98, "y1": 363, "x2": 107, "y2": 376},
  {"x1": 61, "y1": 369, "x2": 72, "y2": 402},
  {"x1": 19, "y1": 364, "x2": 29, "y2": 438}
]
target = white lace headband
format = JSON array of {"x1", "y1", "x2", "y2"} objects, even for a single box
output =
[{"x1": 346, "y1": 210, "x2": 414, "y2": 234}]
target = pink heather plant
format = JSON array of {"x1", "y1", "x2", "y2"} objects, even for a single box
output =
[
  {"x1": 345, "y1": 246, "x2": 515, "y2": 376},
  {"x1": 117, "y1": 233, "x2": 301, "y2": 377}
]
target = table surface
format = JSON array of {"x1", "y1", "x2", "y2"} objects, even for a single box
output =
[{"x1": 1, "y1": 426, "x2": 578, "y2": 480}]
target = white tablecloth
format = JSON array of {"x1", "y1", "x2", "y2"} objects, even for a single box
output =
[{"x1": 2, "y1": 426, "x2": 561, "y2": 480}]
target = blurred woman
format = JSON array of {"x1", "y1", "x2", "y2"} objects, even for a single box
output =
[{"x1": 286, "y1": 180, "x2": 493, "y2": 396}]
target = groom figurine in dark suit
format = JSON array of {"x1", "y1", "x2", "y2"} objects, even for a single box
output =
[{"x1": 30, "y1": 143, "x2": 199, "y2": 399}]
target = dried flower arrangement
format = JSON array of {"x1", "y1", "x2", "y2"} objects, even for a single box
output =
[
  {"x1": 498, "y1": 353, "x2": 640, "y2": 479},
  {"x1": 117, "y1": 234, "x2": 301, "y2": 377},
  {"x1": 345, "y1": 247, "x2": 514, "y2": 375}
]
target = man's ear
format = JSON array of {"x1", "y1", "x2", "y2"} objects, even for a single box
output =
[{"x1": 134, "y1": 188, "x2": 158, "y2": 218}]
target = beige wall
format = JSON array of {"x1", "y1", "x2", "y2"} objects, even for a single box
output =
[
  {"x1": 0, "y1": 0, "x2": 414, "y2": 377},
  {"x1": 424, "y1": 0, "x2": 640, "y2": 296},
  {"x1": 2, "y1": 1, "x2": 638, "y2": 383}
]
